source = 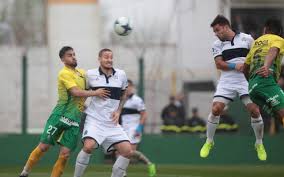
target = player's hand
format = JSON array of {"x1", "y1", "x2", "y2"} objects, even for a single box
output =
[
  {"x1": 94, "y1": 88, "x2": 110, "y2": 99},
  {"x1": 235, "y1": 63, "x2": 244, "y2": 72},
  {"x1": 111, "y1": 111, "x2": 121, "y2": 124},
  {"x1": 256, "y1": 66, "x2": 271, "y2": 77},
  {"x1": 135, "y1": 124, "x2": 144, "y2": 137}
]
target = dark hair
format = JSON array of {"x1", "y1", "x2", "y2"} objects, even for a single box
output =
[
  {"x1": 127, "y1": 79, "x2": 134, "y2": 86},
  {"x1": 264, "y1": 18, "x2": 283, "y2": 36},
  {"x1": 99, "y1": 48, "x2": 112, "y2": 57},
  {"x1": 59, "y1": 46, "x2": 73, "y2": 59},
  {"x1": 192, "y1": 107, "x2": 198, "y2": 113},
  {"x1": 210, "y1": 15, "x2": 231, "y2": 27}
]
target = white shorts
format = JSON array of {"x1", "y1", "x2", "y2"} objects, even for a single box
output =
[
  {"x1": 213, "y1": 82, "x2": 252, "y2": 105},
  {"x1": 123, "y1": 126, "x2": 142, "y2": 144},
  {"x1": 82, "y1": 115, "x2": 130, "y2": 153}
]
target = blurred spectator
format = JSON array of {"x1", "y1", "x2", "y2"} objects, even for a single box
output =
[
  {"x1": 182, "y1": 107, "x2": 206, "y2": 133},
  {"x1": 160, "y1": 95, "x2": 185, "y2": 133},
  {"x1": 174, "y1": 93, "x2": 186, "y2": 126}
]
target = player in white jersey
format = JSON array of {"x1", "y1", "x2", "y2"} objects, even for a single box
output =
[
  {"x1": 200, "y1": 15, "x2": 267, "y2": 161},
  {"x1": 120, "y1": 79, "x2": 156, "y2": 177},
  {"x1": 74, "y1": 48, "x2": 132, "y2": 177}
]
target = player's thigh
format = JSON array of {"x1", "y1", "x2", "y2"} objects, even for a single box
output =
[
  {"x1": 249, "y1": 86, "x2": 274, "y2": 115},
  {"x1": 114, "y1": 141, "x2": 132, "y2": 157},
  {"x1": 40, "y1": 114, "x2": 64, "y2": 146},
  {"x1": 131, "y1": 144, "x2": 138, "y2": 151},
  {"x1": 58, "y1": 124, "x2": 80, "y2": 151},
  {"x1": 82, "y1": 117, "x2": 106, "y2": 150},
  {"x1": 237, "y1": 81, "x2": 249, "y2": 99},
  {"x1": 270, "y1": 87, "x2": 284, "y2": 115},
  {"x1": 214, "y1": 83, "x2": 237, "y2": 101},
  {"x1": 102, "y1": 126, "x2": 130, "y2": 154}
]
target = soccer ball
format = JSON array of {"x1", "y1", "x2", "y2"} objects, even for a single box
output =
[{"x1": 114, "y1": 17, "x2": 132, "y2": 36}]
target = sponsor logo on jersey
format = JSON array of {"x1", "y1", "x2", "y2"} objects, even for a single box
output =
[{"x1": 266, "y1": 94, "x2": 280, "y2": 107}]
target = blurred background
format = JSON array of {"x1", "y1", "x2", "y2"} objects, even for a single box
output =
[{"x1": 0, "y1": 0, "x2": 284, "y2": 174}]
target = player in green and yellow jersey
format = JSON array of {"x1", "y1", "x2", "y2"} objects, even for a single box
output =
[
  {"x1": 19, "y1": 46, "x2": 110, "y2": 177},
  {"x1": 244, "y1": 18, "x2": 284, "y2": 140}
]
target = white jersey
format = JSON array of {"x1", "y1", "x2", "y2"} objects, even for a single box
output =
[
  {"x1": 121, "y1": 94, "x2": 146, "y2": 144},
  {"x1": 85, "y1": 67, "x2": 128, "y2": 124},
  {"x1": 121, "y1": 94, "x2": 146, "y2": 129},
  {"x1": 212, "y1": 32, "x2": 254, "y2": 84}
]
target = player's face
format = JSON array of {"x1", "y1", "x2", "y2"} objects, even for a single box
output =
[
  {"x1": 62, "y1": 50, "x2": 77, "y2": 68},
  {"x1": 126, "y1": 84, "x2": 134, "y2": 96},
  {"x1": 99, "y1": 51, "x2": 113, "y2": 69},
  {"x1": 212, "y1": 24, "x2": 229, "y2": 41}
]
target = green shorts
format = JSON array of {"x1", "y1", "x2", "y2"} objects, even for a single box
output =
[
  {"x1": 40, "y1": 114, "x2": 80, "y2": 151},
  {"x1": 249, "y1": 77, "x2": 284, "y2": 114}
]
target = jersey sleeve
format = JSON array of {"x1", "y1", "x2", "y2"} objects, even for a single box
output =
[
  {"x1": 137, "y1": 97, "x2": 146, "y2": 112},
  {"x1": 245, "y1": 47, "x2": 253, "y2": 65},
  {"x1": 121, "y1": 70, "x2": 128, "y2": 90},
  {"x1": 271, "y1": 37, "x2": 284, "y2": 54},
  {"x1": 85, "y1": 70, "x2": 91, "y2": 90},
  {"x1": 247, "y1": 34, "x2": 254, "y2": 49},
  {"x1": 59, "y1": 71, "x2": 77, "y2": 90},
  {"x1": 212, "y1": 41, "x2": 222, "y2": 59},
  {"x1": 78, "y1": 68, "x2": 87, "y2": 90}
]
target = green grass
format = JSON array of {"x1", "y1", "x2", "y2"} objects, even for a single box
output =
[{"x1": 1, "y1": 164, "x2": 284, "y2": 177}]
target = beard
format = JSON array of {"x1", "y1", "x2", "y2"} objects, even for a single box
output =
[{"x1": 72, "y1": 62, "x2": 78, "y2": 67}]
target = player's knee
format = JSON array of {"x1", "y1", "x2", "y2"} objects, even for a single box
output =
[
  {"x1": 38, "y1": 143, "x2": 50, "y2": 152},
  {"x1": 251, "y1": 110, "x2": 260, "y2": 118},
  {"x1": 60, "y1": 151, "x2": 70, "y2": 159},
  {"x1": 59, "y1": 148, "x2": 71, "y2": 159},
  {"x1": 83, "y1": 138, "x2": 96, "y2": 154},
  {"x1": 212, "y1": 105, "x2": 223, "y2": 116},
  {"x1": 247, "y1": 103, "x2": 260, "y2": 118},
  {"x1": 119, "y1": 146, "x2": 133, "y2": 158}
]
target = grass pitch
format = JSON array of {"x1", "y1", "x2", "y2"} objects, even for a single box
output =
[{"x1": 1, "y1": 164, "x2": 283, "y2": 177}]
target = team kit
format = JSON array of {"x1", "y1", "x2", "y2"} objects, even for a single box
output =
[{"x1": 18, "y1": 15, "x2": 284, "y2": 177}]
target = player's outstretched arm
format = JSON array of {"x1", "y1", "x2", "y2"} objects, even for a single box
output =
[
  {"x1": 215, "y1": 56, "x2": 243, "y2": 71},
  {"x1": 69, "y1": 87, "x2": 110, "y2": 98}
]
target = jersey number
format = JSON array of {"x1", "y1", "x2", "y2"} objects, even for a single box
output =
[{"x1": 47, "y1": 125, "x2": 58, "y2": 135}]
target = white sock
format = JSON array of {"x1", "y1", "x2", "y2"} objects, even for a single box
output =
[
  {"x1": 111, "y1": 156, "x2": 130, "y2": 177},
  {"x1": 251, "y1": 116, "x2": 264, "y2": 145},
  {"x1": 206, "y1": 113, "x2": 220, "y2": 143},
  {"x1": 20, "y1": 168, "x2": 29, "y2": 176},
  {"x1": 74, "y1": 150, "x2": 92, "y2": 177}
]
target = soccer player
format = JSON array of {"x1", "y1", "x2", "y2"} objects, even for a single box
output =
[
  {"x1": 120, "y1": 79, "x2": 156, "y2": 177},
  {"x1": 19, "y1": 46, "x2": 110, "y2": 177},
  {"x1": 243, "y1": 18, "x2": 284, "y2": 129},
  {"x1": 74, "y1": 48, "x2": 132, "y2": 177},
  {"x1": 199, "y1": 15, "x2": 267, "y2": 161}
]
